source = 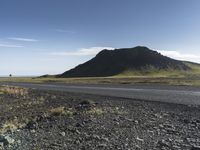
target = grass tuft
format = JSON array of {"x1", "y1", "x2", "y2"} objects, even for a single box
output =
[
  {"x1": 0, "y1": 86, "x2": 28, "y2": 96},
  {"x1": 0, "y1": 119, "x2": 25, "y2": 133},
  {"x1": 49, "y1": 106, "x2": 73, "y2": 116},
  {"x1": 86, "y1": 107, "x2": 104, "y2": 115}
]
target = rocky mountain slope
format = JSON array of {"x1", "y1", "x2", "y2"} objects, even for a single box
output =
[{"x1": 59, "y1": 46, "x2": 190, "y2": 77}]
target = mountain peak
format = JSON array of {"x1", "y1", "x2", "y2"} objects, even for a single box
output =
[{"x1": 59, "y1": 46, "x2": 190, "y2": 77}]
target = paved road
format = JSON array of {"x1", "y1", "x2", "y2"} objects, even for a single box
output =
[{"x1": 1, "y1": 82, "x2": 200, "y2": 105}]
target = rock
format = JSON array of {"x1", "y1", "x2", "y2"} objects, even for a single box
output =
[
  {"x1": 0, "y1": 134, "x2": 15, "y2": 146},
  {"x1": 135, "y1": 145, "x2": 141, "y2": 150},
  {"x1": 50, "y1": 142, "x2": 62, "y2": 148},
  {"x1": 25, "y1": 120, "x2": 38, "y2": 130},
  {"x1": 5, "y1": 135, "x2": 15, "y2": 144},
  {"x1": 173, "y1": 145, "x2": 181, "y2": 149},
  {"x1": 191, "y1": 145, "x2": 200, "y2": 150},
  {"x1": 74, "y1": 139, "x2": 81, "y2": 144},
  {"x1": 0, "y1": 142, "x2": 3, "y2": 149},
  {"x1": 31, "y1": 129, "x2": 36, "y2": 133},
  {"x1": 80, "y1": 146, "x2": 86, "y2": 150},
  {"x1": 68, "y1": 126, "x2": 81, "y2": 134},
  {"x1": 17, "y1": 140, "x2": 21, "y2": 144},
  {"x1": 134, "y1": 120, "x2": 139, "y2": 124},
  {"x1": 183, "y1": 119, "x2": 190, "y2": 124},
  {"x1": 0, "y1": 134, "x2": 4, "y2": 141},
  {"x1": 60, "y1": 132, "x2": 66, "y2": 136},
  {"x1": 157, "y1": 140, "x2": 170, "y2": 148},
  {"x1": 136, "y1": 137, "x2": 144, "y2": 142},
  {"x1": 196, "y1": 119, "x2": 200, "y2": 123},
  {"x1": 75, "y1": 129, "x2": 81, "y2": 134},
  {"x1": 76, "y1": 100, "x2": 95, "y2": 110},
  {"x1": 115, "y1": 122, "x2": 120, "y2": 125},
  {"x1": 101, "y1": 137, "x2": 109, "y2": 142},
  {"x1": 98, "y1": 143, "x2": 107, "y2": 148},
  {"x1": 187, "y1": 138, "x2": 196, "y2": 143},
  {"x1": 79, "y1": 100, "x2": 94, "y2": 107},
  {"x1": 93, "y1": 135, "x2": 101, "y2": 140},
  {"x1": 126, "y1": 118, "x2": 134, "y2": 122},
  {"x1": 79, "y1": 100, "x2": 91, "y2": 105},
  {"x1": 76, "y1": 122, "x2": 84, "y2": 127}
]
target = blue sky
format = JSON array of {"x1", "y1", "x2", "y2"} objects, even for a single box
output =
[{"x1": 0, "y1": 0, "x2": 200, "y2": 76}]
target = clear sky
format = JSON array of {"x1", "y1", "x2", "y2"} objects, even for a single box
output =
[{"x1": 0, "y1": 0, "x2": 200, "y2": 76}]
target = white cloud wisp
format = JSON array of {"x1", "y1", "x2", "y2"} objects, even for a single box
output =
[
  {"x1": 0, "y1": 43, "x2": 24, "y2": 48},
  {"x1": 50, "y1": 47, "x2": 200, "y2": 64},
  {"x1": 8, "y1": 37, "x2": 38, "y2": 42},
  {"x1": 50, "y1": 47, "x2": 115, "y2": 56},
  {"x1": 158, "y1": 50, "x2": 200, "y2": 63}
]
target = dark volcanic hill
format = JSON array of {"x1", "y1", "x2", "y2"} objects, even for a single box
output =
[{"x1": 59, "y1": 46, "x2": 190, "y2": 77}]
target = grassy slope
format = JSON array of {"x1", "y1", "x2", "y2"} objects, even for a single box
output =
[
  {"x1": 0, "y1": 62, "x2": 200, "y2": 86},
  {"x1": 183, "y1": 61, "x2": 200, "y2": 75},
  {"x1": 115, "y1": 62, "x2": 200, "y2": 78}
]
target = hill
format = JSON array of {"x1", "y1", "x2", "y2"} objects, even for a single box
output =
[{"x1": 58, "y1": 46, "x2": 191, "y2": 78}]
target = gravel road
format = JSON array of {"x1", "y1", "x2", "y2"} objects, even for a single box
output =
[{"x1": 1, "y1": 82, "x2": 200, "y2": 106}]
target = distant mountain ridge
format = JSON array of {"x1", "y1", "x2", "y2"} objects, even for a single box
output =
[{"x1": 58, "y1": 46, "x2": 190, "y2": 77}]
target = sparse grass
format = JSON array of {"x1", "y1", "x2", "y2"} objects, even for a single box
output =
[
  {"x1": 49, "y1": 106, "x2": 73, "y2": 116},
  {"x1": 1, "y1": 76, "x2": 200, "y2": 87},
  {"x1": 85, "y1": 106, "x2": 126, "y2": 116},
  {"x1": 0, "y1": 86, "x2": 28, "y2": 96},
  {"x1": 0, "y1": 119, "x2": 25, "y2": 133},
  {"x1": 86, "y1": 107, "x2": 104, "y2": 115},
  {"x1": 108, "y1": 107, "x2": 127, "y2": 115}
]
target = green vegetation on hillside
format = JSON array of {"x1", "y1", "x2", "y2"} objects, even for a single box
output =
[
  {"x1": 115, "y1": 62, "x2": 200, "y2": 78},
  {"x1": 0, "y1": 60, "x2": 200, "y2": 87}
]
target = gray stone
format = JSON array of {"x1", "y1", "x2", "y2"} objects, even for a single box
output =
[
  {"x1": 0, "y1": 134, "x2": 15, "y2": 146},
  {"x1": 157, "y1": 140, "x2": 170, "y2": 148},
  {"x1": 191, "y1": 145, "x2": 200, "y2": 150},
  {"x1": 60, "y1": 132, "x2": 66, "y2": 136}
]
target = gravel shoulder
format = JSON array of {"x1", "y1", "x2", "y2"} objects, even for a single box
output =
[
  {"x1": 0, "y1": 86, "x2": 200, "y2": 150},
  {"x1": 1, "y1": 82, "x2": 200, "y2": 106}
]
